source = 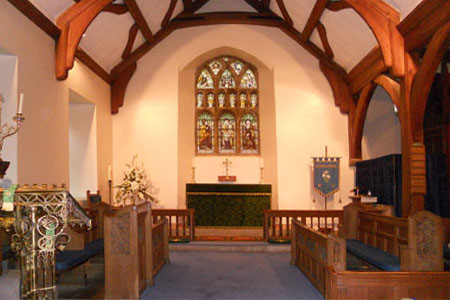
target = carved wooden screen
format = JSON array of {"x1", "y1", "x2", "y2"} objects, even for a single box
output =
[{"x1": 195, "y1": 56, "x2": 260, "y2": 155}]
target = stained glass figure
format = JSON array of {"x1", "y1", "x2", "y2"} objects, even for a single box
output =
[
  {"x1": 251, "y1": 93, "x2": 257, "y2": 108},
  {"x1": 197, "y1": 112, "x2": 214, "y2": 153},
  {"x1": 240, "y1": 93, "x2": 247, "y2": 108},
  {"x1": 229, "y1": 93, "x2": 236, "y2": 107},
  {"x1": 240, "y1": 69, "x2": 257, "y2": 89},
  {"x1": 231, "y1": 60, "x2": 244, "y2": 75},
  {"x1": 218, "y1": 93, "x2": 225, "y2": 108},
  {"x1": 219, "y1": 69, "x2": 235, "y2": 89},
  {"x1": 207, "y1": 92, "x2": 214, "y2": 108},
  {"x1": 209, "y1": 60, "x2": 222, "y2": 75},
  {"x1": 218, "y1": 112, "x2": 236, "y2": 153},
  {"x1": 222, "y1": 57, "x2": 229, "y2": 62},
  {"x1": 240, "y1": 113, "x2": 258, "y2": 153},
  {"x1": 197, "y1": 69, "x2": 213, "y2": 89},
  {"x1": 197, "y1": 92, "x2": 204, "y2": 108}
]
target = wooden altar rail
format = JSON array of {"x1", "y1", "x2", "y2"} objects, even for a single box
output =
[
  {"x1": 263, "y1": 210, "x2": 343, "y2": 241},
  {"x1": 152, "y1": 209, "x2": 195, "y2": 241},
  {"x1": 152, "y1": 218, "x2": 169, "y2": 277}
]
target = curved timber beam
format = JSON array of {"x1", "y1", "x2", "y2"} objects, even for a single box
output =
[
  {"x1": 349, "y1": 82, "x2": 376, "y2": 164},
  {"x1": 56, "y1": 0, "x2": 113, "y2": 80},
  {"x1": 319, "y1": 60, "x2": 351, "y2": 114},
  {"x1": 410, "y1": 21, "x2": 450, "y2": 142},
  {"x1": 343, "y1": 0, "x2": 405, "y2": 77}
]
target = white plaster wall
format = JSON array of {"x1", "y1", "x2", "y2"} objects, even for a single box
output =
[
  {"x1": 113, "y1": 25, "x2": 355, "y2": 210},
  {"x1": 0, "y1": 53, "x2": 18, "y2": 182},
  {"x1": 362, "y1": 86, "x2": 402, "y2": 159},
  {"x1": 69, "y1": 101, "x2": 98, "y2": 199}
]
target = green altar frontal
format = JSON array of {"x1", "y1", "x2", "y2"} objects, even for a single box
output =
[{"x1": 186, "y1": 183, "x2": 271, "y2": 227}]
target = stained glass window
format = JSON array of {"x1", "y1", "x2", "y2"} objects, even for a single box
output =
[
  {"x1": 195, "y1": 56, "x2": 259, "y2": 155},
  {"x1": 240, "y1": 113, "x2": 258, "y2": 153},
  {"x1": 197, "y1": 69, "x2": 213, "y2": 89},
  {"x1": 209, "y1": 60, "x2": 222, "y2": 75},
  {"x1": 231, "y1": 60, "x2": 244, "y2": 75},
  {"x1": 240, "y1": 69, "x2": 257, "y2": 89},
  {"x1": 219, "y1": 69, "x2": 235, "y2": 89},
  {"x1": 218, "y1": 112, "x2": 236, "y2": 153},
  {"x1": 197, "y1": 112, "x2": 214, "y2": 153}
]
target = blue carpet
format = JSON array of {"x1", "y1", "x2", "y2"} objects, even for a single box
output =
[{"x1": 142, "y1": 251, "x2": 323, "y2": 300}]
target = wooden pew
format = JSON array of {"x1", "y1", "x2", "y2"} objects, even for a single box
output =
[{"x1": 291, "y1": 210, "x2": 450, "y2": 299}]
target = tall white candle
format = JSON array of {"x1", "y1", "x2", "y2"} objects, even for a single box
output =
[
  {"x1": 18, "y1": 93, "x2": 24, "y2": 114},
  {"x1": 108, "y1": 165, "x2": 112, "y2": 181},
  {"x1": 192, "y1": 157, "x2": 196, "y2": 168},
  {"x1": 260, "y1": 158, "x2": 264, "y2": 168}
]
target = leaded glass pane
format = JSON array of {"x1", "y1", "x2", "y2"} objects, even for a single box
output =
[
  {"x1": 197, "y1": 92, "x2": 204, "y2": 108},
  {"x1": 219, "y1": 69, "x2": 235, "y2": 89},
  {"x1": 197, "y1": 69, "x2": 213, "y2": 89},
  {"x1": 207, "y1": 92, "x2": 214, "y2": 108},
  {"x1": 218, "y1": 93, "x2": 225, "y2": 108},
  {"x1": 208, "y1": 60, "x2": 222, "y2": 75},
  {"x1": 229, "y1": 93, "x2": 236, "y2": 107},
  {"x1": 231, "y1": 60, "x2": 244, "y2": 75},
  {"x1": 240, "y1": 69, "x2": 257, "y2": 89},
  {"x1": 218, "y1": 112, "x2": 236, "y2": 153},
  {"x1": 240, "y1": 113, "x2": 258, "y2": 153},
  {"x1": 197, "y1": 112, "x2": 214, "y2": 153},
  {"x1": 240, "y1": 93, "x2": 247, "y2": 108},
  {"x1": 250, "y1": 93, "x2": 257, "y2": 108}
]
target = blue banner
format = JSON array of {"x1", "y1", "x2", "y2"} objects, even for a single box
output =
[{"x1": 313, "y1": 158, "x2": 340, "y2": 197}]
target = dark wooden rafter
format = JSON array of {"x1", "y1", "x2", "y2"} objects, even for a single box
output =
[
  {"x1": 122, "y1": 24, "x2": 139, "y2": 59},
  {"x1": 124, "y1": 0, "x2": 153, "y2": 42},
  {"x1": 182, "y1": 0, "x2": 210, "y2": 15},
  {"x1": 111, "y1": 63, "x2": 137, "y2": 114},
  {"x1": 343, "y1": 0, "x2": 405, "y2": 77},
  {"x1": 301, "y1": 0, "x2": 328, "y2": 42},
  {"x1": 346, "y1": 47, "x2": 388, "y2": 95},
  {"x1": 6, "y1": 0, "x2": 111, "y2": 83},
  {"x1": 161, "y1": 0, "x2": 178, "y2": 28},
  {"x1": 398, "y1": 0, "x2": 450, "y2": 51},
  {"x1": 56, "y1": 0, "x2": 113, "y2": 80},
  {"x1": 182, "y1": 0, "x2": 192, "y2": 9},
  {"x1": 326, "y1": 0, "x2": 351, "y2": 12},
  {"x1": 410, "y1": 21, "x2": 450, "y2": 142},
  {"x1": 244, "y1": 0, "x2": 270, "y2": 13},
  {"x1": 111, "y1": 12, "x2": 346, "y2": 78},
  {"x1": 319, "y1": 60, "x2": 351, "y2": 114},
  {"x1": 316, "y1": 21, "x2": 334, "y2": 59},
  {"x1": 349, "y1": 82, "x2": 376, "y2": 163},
  {"x1": 275, "y1": 0, "x2": 293, "y2": 25}
]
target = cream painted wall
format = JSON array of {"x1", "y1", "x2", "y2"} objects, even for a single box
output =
[
  {"x1": 113, "y1": 25, "x2": 355, "y2": 210},
  {"x1": 69, "y1": 101, "x2": 98, "y2": 199},
  {"x1": 0, "y1": 1, "x2": 112, "y2": 199},
  {"x1": 362, "y1": 86, "x2": 402, "y2": 159},
  {"x1": 0, "y1": 53, "x2": 18, "y2": 183}
]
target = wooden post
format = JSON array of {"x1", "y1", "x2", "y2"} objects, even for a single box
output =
[{"x1": 290, "y1": 221, "x2": 297, "y2": 265}]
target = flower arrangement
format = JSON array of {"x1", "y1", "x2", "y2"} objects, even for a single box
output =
[{"x1": 114, "y1": 155, "x2": 158, "y2": 207}]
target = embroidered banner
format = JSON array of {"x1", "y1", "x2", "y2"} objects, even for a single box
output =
[{"x1": 313, "y1": 158, "x2": 340, "y2": 197}]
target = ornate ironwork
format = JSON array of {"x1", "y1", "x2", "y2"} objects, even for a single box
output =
[{"x1": 0, "y1": 184, "x2": 91, "y2": 300}]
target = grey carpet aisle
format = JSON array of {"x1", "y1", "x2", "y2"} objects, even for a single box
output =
[{"x1": 141, "y1": 251, "x2": 324, "y2": 300}]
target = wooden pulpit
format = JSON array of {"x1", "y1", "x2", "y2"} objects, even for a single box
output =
[{"x1": 104, "y1": 203, "x2": 153, "y2": 299}]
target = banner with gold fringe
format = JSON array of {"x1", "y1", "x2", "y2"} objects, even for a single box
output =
[{"x1": 313, "y1": 157, "x2": 340, "y2": 197}]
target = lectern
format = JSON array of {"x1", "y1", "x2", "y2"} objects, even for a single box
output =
[{"x1": 104, "y1": 203, "x2": 153, "y2": 299}]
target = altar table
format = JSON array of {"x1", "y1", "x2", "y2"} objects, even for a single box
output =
[{"x1": 186, "y1": 183, "x2": 271, "y2": 227}]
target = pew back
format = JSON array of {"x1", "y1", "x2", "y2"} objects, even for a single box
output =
[
  {"x1": 291, "y1": 220, "x2": 345, "y2": 295},
  {"x1": 357, "y1": 211, "x2": 408, "y2": 257}
]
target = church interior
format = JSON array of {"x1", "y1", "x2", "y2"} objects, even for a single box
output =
[{"x1": 0, "y1": 0, "x2": 449, "y2": 299}]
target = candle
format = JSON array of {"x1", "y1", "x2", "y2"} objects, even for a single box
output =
[
  {"x1": 260, "y1": 158, "x2": 264, "y2": 168},
  {"x1": 108, "y1": 165, "x2": 112, "y2": 181},
  {"x1": 192, "y1": 157, "x2": 196, "y2": 168},
  {"x1": 18, "y1": 93, "x2": 24, "y2": 114}
]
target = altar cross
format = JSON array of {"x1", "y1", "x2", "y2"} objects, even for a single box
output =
[{"x1": 223, "y1": 158, "x2": 232, "y2": 178}]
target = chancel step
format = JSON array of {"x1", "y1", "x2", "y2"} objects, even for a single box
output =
[{"x1": 169, "y1": 241, "x2": 290, "y2": 253}]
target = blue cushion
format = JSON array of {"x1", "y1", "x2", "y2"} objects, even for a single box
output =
[
  {"x1": 55, "y1": 250, "x2": 90, "y2": 271},
  {"x1": 346, "y1": 239, "x2": 400, "y2": 271},
  {"x1": 1, "y1": 245, "x2": 13, "y2": 260},
  {"x1": 84, "y1": 238, "x2": 104, "y2": 257}
]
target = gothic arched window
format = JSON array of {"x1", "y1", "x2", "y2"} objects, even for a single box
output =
[{"x1": 195, "y1": 56, "x2": 260, "y2": 155}]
